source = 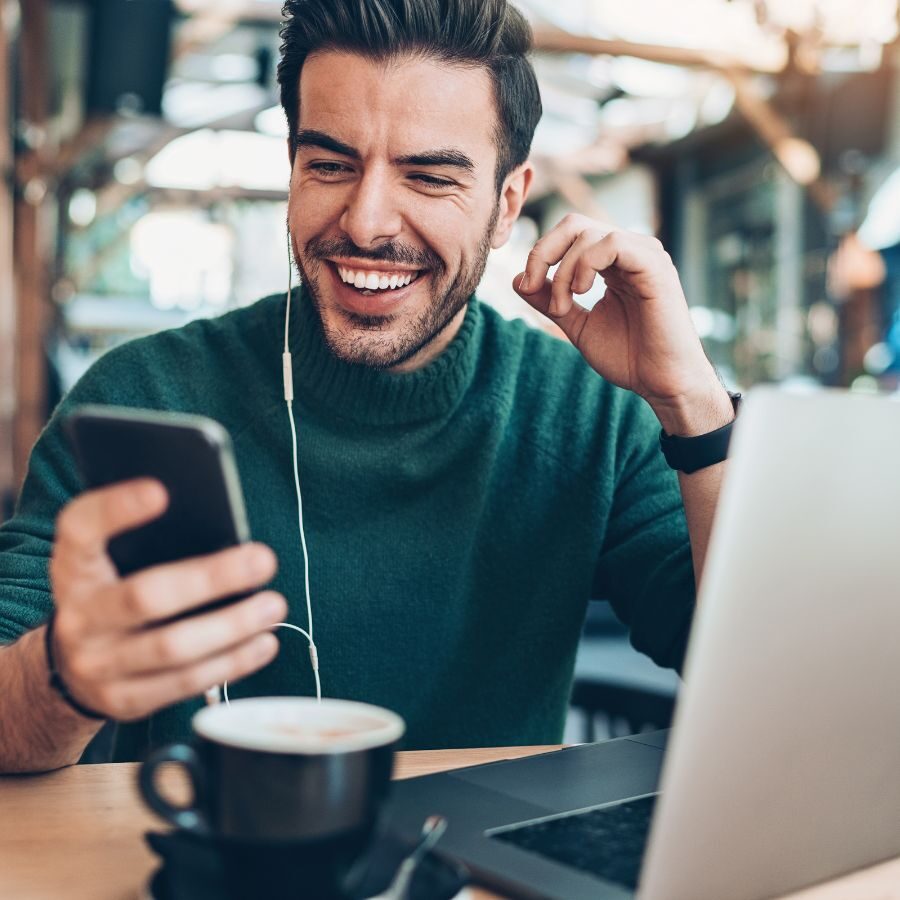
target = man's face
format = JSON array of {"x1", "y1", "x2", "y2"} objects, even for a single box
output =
[{"x1": 287, "y1": 51, "x2": 505, "y2": 370}]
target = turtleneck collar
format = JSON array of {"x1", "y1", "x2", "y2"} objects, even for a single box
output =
[{"x1": 284, "y1": 286, "x2": 483, "y2": 426}]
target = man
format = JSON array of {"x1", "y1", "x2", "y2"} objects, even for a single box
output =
[{"x1": 0, "y1": 0, "x2": 734, "y2": 772}]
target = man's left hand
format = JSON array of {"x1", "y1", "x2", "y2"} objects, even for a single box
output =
[{"x1": 513, "y1": 214, "x2": 733, "y2": 435}]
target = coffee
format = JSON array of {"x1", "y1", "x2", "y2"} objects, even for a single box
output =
[
  {"x1": 139, "y1": 697, "x2": 405, "y2": 844},
  {"x1": 193, "y1": 698, "x2": 401, "y2": 755}
]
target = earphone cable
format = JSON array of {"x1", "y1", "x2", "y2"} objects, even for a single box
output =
[
  {"x1": 283, "y1": 233, "x2": 321, "y2": 700},
  {"x1": 211, "y1": 232, "x2": 322, "y2": 708}
]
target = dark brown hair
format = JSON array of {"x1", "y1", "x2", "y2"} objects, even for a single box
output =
[{"x1": 277, "y1": 0, "x2": 542, "y2": 191}]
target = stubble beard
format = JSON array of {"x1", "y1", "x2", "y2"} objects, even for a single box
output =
[{"x1": 293, "y1": 205, "x2": 499, "y2": 370}]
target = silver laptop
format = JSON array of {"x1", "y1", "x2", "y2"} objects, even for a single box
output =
[{"x1": 385, "y1": 387, "x2": 900, "y2": 899}]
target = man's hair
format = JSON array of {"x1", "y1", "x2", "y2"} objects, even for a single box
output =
[{"x1": 277, "y1": 0, "x2": 542, "y2": 192}]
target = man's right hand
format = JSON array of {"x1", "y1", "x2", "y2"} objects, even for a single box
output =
[{"x1": 47, "y1": 478, "x2": 287, "y2": 721}]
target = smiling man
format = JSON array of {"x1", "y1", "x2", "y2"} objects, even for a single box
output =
[
  {"x1": 0, "y1": 0, "x2": 736, "y2": 772},
  {"x1": 288, "y1": 52, "x2": 517, "y2": 372}
]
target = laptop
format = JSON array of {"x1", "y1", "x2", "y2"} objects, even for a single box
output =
[{"x1": 384, "y1": 387, "x2": 900, "y2": 899}]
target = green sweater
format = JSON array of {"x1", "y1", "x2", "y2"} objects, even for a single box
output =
[{"x1": 0, "y1": 290, "x2": 695, "y2": 759}]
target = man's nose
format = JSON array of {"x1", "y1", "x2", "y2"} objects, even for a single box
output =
[{"x1": 338, "y1": 169, "x2": 403, "y2": 249}]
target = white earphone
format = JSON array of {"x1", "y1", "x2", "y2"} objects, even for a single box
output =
[{"x1": 208, "y1": 231, "x2": 322, "y2": 706}]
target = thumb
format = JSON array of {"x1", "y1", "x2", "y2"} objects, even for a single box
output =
[{"x1": 513, "y1": 271, "x2": 588, "y2": 343}]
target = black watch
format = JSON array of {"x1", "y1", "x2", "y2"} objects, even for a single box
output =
[{"x1": 658, "y1": 391, "x2": 741, "y2": 474}]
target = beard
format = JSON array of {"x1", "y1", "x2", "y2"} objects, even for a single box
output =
[{"x1": 291, "y1": 205, "x2": 499, "y2": 369}]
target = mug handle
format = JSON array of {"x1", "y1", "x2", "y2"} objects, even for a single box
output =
[{"x1": 139, "y1": 743, "x2": 210, "y2": 835}]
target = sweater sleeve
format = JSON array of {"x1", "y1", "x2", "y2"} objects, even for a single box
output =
[
  {"x1": 592, "y1": 392, "x2": 696, "y2": 673},
  {"x1": 0, "y1": 339, "x2": 165, "y2": 644},
  {"x1": 0, "y1": 300, "x2": 278, "y2": 645},
  {"x1": 0, "y1": 406, "x2": 83, "y2": 643}
]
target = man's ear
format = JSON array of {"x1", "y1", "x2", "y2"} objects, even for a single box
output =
[{"x1": 491, "y1": 162, "x2": 534, "y2": 249}]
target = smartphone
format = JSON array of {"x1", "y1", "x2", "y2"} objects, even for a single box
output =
[{"x1": 64, "y1": 405, "x2": 253, "y2": 614}]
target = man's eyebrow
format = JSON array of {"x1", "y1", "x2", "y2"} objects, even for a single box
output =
[
  {"x1": 396, "y1": 149, "x2": 475, "y2": 174},
  {"x1": 294, "y1": 129, "x2": 360, "y2": 159},
  {"x1": 294, "y1": 131, "x2": 475, "y2": 175}
]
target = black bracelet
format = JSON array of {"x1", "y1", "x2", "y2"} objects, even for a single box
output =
[{"x1": 44, "y1": 611, "x2": 107, "y2": 721}]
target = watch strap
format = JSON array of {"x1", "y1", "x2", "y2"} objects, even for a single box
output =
[{"x1": 659, "y1": 391, "x2": 741, "y2": 474}]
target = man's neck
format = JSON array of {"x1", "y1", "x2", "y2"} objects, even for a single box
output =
[{"x1": 389, "y1": 305, "x2": 469, "y2": 374}]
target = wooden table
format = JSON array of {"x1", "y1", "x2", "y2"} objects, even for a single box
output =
[{"x1": 1, "y1": 746, "x2": 899, "y2": 899}]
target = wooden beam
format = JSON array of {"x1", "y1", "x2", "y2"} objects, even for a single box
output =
[
  {"x1": 49, "y1": 117, "x2": 116, "y2": 181},
  {"x1": 13, "y1": 0, "x2": 51, "y2": 493},
  {"x1": 532, "y1": 25, "x2": 835, "y2": 213},
  {"x1": 532, "y1": 25, "x2": 785, "y2": 76},
  {"x1": 13, "y1": 117, "x2": 115, "y2": 204},
  {"x1": 0, "y1": 3, "x2": 16, "y2": 511}
]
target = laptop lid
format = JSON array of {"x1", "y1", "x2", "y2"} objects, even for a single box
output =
[{"x1": 640, "y1": 387, "x2": 900, "y2": 900}]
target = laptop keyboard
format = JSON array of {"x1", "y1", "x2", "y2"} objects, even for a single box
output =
[{"x1": 490, "y1": 793, "x2": 657, "y2": 890}]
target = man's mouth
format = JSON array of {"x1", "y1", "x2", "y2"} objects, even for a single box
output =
[{"x1": 334, "y1": 263, "x2": 423, "y2": 296}]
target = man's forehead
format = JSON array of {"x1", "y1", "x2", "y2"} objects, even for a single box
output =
[{"x1": 297, "y1": 50, "x2": 498, "y2": 163}]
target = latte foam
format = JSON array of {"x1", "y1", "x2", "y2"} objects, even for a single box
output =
[{"x1": 194, "y1": 697, "x2": 405, "y2": 755}]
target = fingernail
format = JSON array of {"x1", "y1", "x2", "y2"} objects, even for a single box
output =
[{"x1": 517, "y1": 272, "x2": 529, "y2": 293}]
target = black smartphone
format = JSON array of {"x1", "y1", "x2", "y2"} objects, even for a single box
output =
[{"x1": 64, "y1": 405, "x2": 253, "y2": 614}]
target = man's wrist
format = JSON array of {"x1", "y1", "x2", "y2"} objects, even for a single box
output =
[
  {"x1": 649, "y1": 380, "x2": 736, "y2": 437},
  {"x1": 0, "y1": 628, "x2": 104, "y2": 772},
  {"x1": 43, "y1": 614, "x2": 107, "y2": 722}
]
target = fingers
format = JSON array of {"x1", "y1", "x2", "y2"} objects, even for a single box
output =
[
  {"x1": 55, "y1": 479, "x2": 168, "y2": 562},
  {"x1": 515, "y1": 227, "x2": 671, "y2": 321},
  {"x1": 49, "y1": 479, "x2": 286, "y2": 722},
  {"x1": 549, "y1": 228, "x2": 610, "y2": 317},
  {"x1": 516, "y1": 215, "x2": 587, "y2": 300},
  {"x1": 98, "y1": 542, "x2": 278, "y2": 629},
  {"x1": 90, "y1": 632, "x2": 281, "y2": 722},
  {"x1": 518, "y1": 229, "x2": 615, "y2": 318},
  {"x1": 51, "y1": 539, "x2": 283, "y2": 720},
  {"x1": 513, "y1": 271, "x2": 591, "y2": 344},
  {"x1": 515, "y1": 214, "x2": 611, "y2": 294},
  {"x1": 94, "y1": 590, "x2": 288, "y2": 678}
]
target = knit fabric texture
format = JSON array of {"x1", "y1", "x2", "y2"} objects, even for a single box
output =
[{"x1": 0, "y1": 290, "x2": 695, "y2": 759}]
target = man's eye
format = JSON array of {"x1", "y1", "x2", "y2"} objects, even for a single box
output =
[
  {"x1": 309, "y1": 162, "x2": 350, "y2": 177},
  {"x1": 411, "y1": 174, "x2": 455, "y2": 189}
]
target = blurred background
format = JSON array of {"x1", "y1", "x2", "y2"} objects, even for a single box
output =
[{"x1": 2, "y1": 0, "x2": 898, "y2": 740}]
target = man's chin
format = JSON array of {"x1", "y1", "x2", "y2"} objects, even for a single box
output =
[
  {"x1": 302, "y1": 267, "x2": 472, "y2": 370},
  {"x1": 316, "y1": 303, "x2": 417, "y2": 369}
]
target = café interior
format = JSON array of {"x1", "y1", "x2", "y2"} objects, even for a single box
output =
[{"x1": 1, "y1": 1, "x2": 899, "y2": 898}]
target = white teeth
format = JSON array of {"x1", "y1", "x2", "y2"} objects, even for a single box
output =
[{"x1": 336, "y1": 265, "x2": 419, "y2": 291}]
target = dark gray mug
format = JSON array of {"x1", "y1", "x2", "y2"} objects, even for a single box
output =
[{"x1": 139, "y1": 697, "x2": 405, "y2": 844}]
